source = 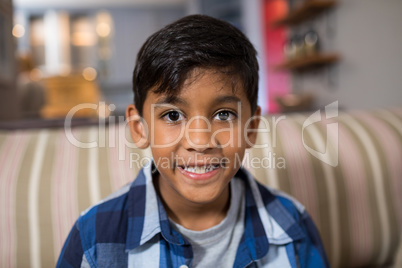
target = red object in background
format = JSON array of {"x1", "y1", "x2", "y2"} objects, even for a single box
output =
[{"x1": 263, "y1": 0, "x2": 290, "y2": 113}]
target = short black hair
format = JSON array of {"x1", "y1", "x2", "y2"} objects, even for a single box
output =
[{"x1": 132, "y1": 14, "x2": 259, "y2": 116}]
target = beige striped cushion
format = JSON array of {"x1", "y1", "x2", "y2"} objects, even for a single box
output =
[
  {"x1": 248, "y1": 107, "x2": 402, "y2": 267},
  {"x1": 0, "y1": 108, "x2": 401, "y2": 267},
  {"x1": 0, "y1": 125, "x2": 151, "y2": 268}
]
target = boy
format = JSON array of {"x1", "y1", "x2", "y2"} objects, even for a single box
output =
[{"x1": 58, "y1": 15, "x2": 329, "y2": 267}]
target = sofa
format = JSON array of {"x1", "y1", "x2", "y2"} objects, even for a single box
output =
[{"x1": 0, "y1": 107, "x2": 401, "y2": 267}]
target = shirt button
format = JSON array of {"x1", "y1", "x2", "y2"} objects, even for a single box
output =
[{"x1": 179, "y1": 265, "x2": 188, "y2": 268}]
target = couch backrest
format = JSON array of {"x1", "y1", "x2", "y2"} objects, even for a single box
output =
[
  {"x1": 0, "y1": 108, "x2": 401, "y2": 268},
  {"x1": 247, "y1": 107, "x2": 402, "y2": 267}
]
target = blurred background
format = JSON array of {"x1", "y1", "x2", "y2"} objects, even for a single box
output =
[{"x1": 0, "y1": 0, "x2": 401, "y2": 127}]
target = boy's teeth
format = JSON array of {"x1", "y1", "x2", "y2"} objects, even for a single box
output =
[{"x1": 183, "y1": 165, "x2": 217, "y2": 174}]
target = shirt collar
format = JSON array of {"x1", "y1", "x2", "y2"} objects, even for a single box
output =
[
  {"x1": 125, "y1": 163, "x2": 305, "y2": 254},
  {"x1": 238, "y1": 168, "x2": 306, "y2": 244},
  {"x1": 125, "y1": 162, "x2": 190, "y2": 251},
  {"x1": 232, "y1": 168, "x2": 306, "y2": 266}
]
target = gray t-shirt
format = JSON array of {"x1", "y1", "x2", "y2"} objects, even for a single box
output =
[{"x1": 169, "y1": 179, "x2": 245, "y2": 267}]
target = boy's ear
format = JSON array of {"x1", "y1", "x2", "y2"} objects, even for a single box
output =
[
  {"x1": 246, "y1": 106, "x2": 261, "y2": 149},
  {"x1": 126, "y1": 104, "x2": 149, "y2": 149}
]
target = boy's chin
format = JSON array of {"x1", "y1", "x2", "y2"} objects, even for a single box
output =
[{"x1": 179, "y1": 187, "x2": 229, "y2": 206}]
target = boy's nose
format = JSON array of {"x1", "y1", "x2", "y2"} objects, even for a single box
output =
[{"x1": 183, "y1": 117, "x2": 216, "y2": 152}]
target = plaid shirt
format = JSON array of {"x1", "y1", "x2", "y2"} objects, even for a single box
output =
[{"x1": 57, "y1": 163, "x2": 329, "y2": 268}]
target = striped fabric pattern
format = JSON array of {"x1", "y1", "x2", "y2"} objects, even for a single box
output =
[
  {"x1": 0, "y1": 125, "x2": 150, "y2": 268},
  {"x1": 249, "y1": 107, "x2": 402, "y2": 268},
  {"x1": 0, "y1": 107, "x2": 401, "y2": 267}
]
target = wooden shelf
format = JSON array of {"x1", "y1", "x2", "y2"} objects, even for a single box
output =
[
  {"x1": 274, "y1": 53, "x2": 340, "y2": 71},
  {"x1": 272, "y1": 0, "x2": 337, "y2": 27}
]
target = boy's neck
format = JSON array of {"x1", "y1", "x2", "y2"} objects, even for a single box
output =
[{"x1": 153, "y1": 174, "x2": 231, "y2": 231}]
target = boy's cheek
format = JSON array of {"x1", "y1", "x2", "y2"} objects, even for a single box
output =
[
  {"x1": 149, "y1": 124, "x2": 250, "y2": 149},
  {"x1": 151, "y1": 127, "x2": 184, "y2": 148},
  {"x1": 211, "y1": 124, "x2": 250, "y2": 149}
]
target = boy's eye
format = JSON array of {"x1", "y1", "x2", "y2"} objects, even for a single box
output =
[
  {"x1": 214, "y1": 110, "x2": 236, "y2": 121},
  {"x1": 163, "y1": 111, "x2": 184, "y2": 122}
]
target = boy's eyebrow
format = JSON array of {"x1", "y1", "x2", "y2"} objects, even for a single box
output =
[
  {"x1": 155, "y1": 95, "x2": 188, "y2": 106},
  {"x1": 213, "y1": 95, "x2": 242, "y2": 105},
  {"x1": 154, "y1": 95, "x2": 241, "y2": 107}
]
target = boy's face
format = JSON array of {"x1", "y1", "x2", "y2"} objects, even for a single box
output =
[{"x1": 127, "y1": 69, "x2": 260, "y2": 208}]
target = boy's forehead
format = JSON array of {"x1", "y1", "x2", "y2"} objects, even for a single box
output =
[
  {"x1": 183, "y1": 68, "x2": 229, "y2": 86},
  {"x1": 151, "y1": 91, "x2": 242, "y2": 107},
  {"x1": 150, "y1": 83, "x2": 244, "y2": 107},
  {"x1": 177, "y1": 69, "x2": 244, "y2": 98},
  {"x1": 142, "y1": 68, "x2": 249, "y2": 112},
  {"x1": 183, "y1": 68, "x2": 242, "y2": 89}
]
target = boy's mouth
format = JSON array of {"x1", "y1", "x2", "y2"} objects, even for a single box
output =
[{"x1": 179, "y1": 164, "x2": 220, "y2": 174}]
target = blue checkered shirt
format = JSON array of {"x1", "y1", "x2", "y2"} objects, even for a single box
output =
[{"x1": 57, "y1": 164, "x2": 329, "y2": 267}]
